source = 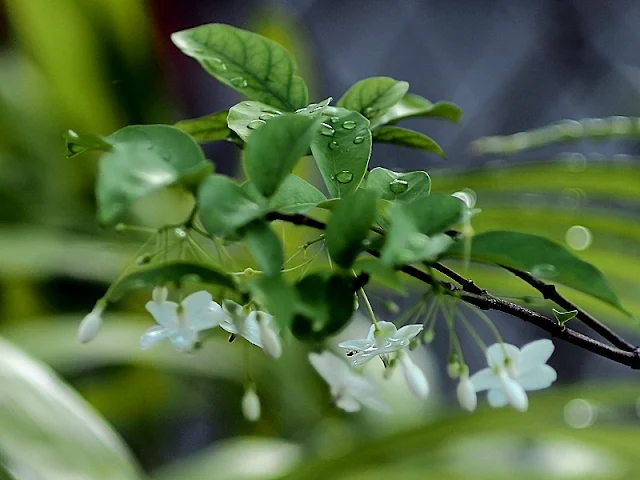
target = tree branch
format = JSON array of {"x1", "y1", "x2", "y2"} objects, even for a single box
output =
[{"x1": 266, "y1": 211, "x2": 640, "y2": 369}]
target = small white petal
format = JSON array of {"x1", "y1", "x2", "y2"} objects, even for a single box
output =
[
  {"x1": 457, "y1": 373, "x2": 477, "y2": 412},
  {"x1": 77, "y1": 309, "x2": 103, "y2": 344},
  {"x1": 309, "y1": 352, "x2": 350, "y2": 389},
  {"x1": 499, "y1": 370, "x2": 528, "y2": 411},
  {"x1": 335, "y1": 394, "x2": 362, "y2": 412},
  {"x1": 140, "y1": 325, "x2": 170, "y2": 349},
  {"x1": 338, "y1": 339, "x2": 371, "y2": 351},
  {"x1": 242, "y1": 387, "x2": 261, "y2": 422},
  {"x1": 394, "y1": 324, "x2": 423, "y2": 342},
  {"x1": 169, "y1": 327, "x2": 198, "y2": 351},
  {"x1": 518, "y1": 364, "x2": 557, "y2": 391},
  {"x1": 469, "y1": 368, "x2": 501, "y2": 392},
  {"x1": 519, "y1": 339, "x2": 555, "y2": 373},
  {"x1": 374, "y1": 321, "x2": 398, "y2": 342},
  {"x1": 256, "y1": 312, "x2": 282, "y2": 359},
  {"x1": 485, "y1": 343, "x2": 521, "y2": 370},
  {"x1": 241, "y1": 311, "x2": 263, "y2": 347},
  {"x1": 219, "y1": 317, "x2": 239, "y2": 335},
  {"x1": 487, "y1": 388, "x2": 508, "y2": 408},
  {"x1": 399, "y1": 353, "x2": 429, "y2": 398},
  {"x1": 145, "y1": 301, "x2": 180, "y2": 329},
  {"x1": 152, "y1": 286, "x2": 168, "y2": 305}
]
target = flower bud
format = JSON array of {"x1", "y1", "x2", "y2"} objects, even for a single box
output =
[
  {"x1": 456, "y1": 369, "x2": 477, "y2": 412},
  {"x1": 399, "y1": 352, "x2": 429, "y2": 398},
  {"x1": 257, "y1": 312, "x2": 282, "y2": 359},
  {"x1": 152, "y1": 286, "x2": 168, "y2": 304},
  {"x1": 78, "y1": 304, "x2": 104, "y2": 344},
  {"x1": 447, "y1": 360, "x2": 461, "y2": 379},
  {"x1": 242, "y1": 386, "x2": 261, "y2": 422}
]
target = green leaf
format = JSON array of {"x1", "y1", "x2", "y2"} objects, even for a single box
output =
[
  {"x1": 227, "y1": 100, "x2": 284, "y2": 142},
  {"x1": 310, "y1": 107, "x2": 371, "y2": 198},
  {"x1": 373, "y1": 93, "x2": 462, "y2": 128},
  {"x1": 242, "y1": 221, "x2": 283, "y2": 276},
  {"x1": 325, "y1": 189, "x2": 378, "y2": 268},
  {"x1": 446, "y1": 230, "x2": 626, "y2": 311},
  {"x1": 293, "y1": 97, "x2": 333, "y2": 116},
  {"x1": 197, "y1": 175, "x2": 265, "y2": 236},
  {"x1": 97, "y1": 125, "x2": 211, "y2": 224},
  {"x1": 0, "y1": 337, "x2": 141, "y2": 480},
  {"x1": 380, "y1": 195, "x2": 464, "y2": 266},
  {"x1": 291, "y1": 274, "x2": 356, "y2": 341},
  {"x1": 372, "y1": 126, "x2": 445, "y2": 157},
  {"x1": 243, "y1": 114, "x2": 319, "y2": 197},
  {"x1": 175, "y1": 110, "x2": 231, "y2": 142},
  {"x1": 64, "y1": 129, "x2": 112, "y2": 158},
  {"x1": 111, "y1": 261, "x2": 235, "y2": 300},
  {"x1": 171, "y1": 24, "x2": 308, "y2": 111},
  {"x1": 248, "y1": 275, "x2": 298, "y2": 329},
  {"x1": 552, "y1": 308, "x2": 578, "y2": 326},
  {"x1": 364, "y1": 167, "x2": 431, "y2": 202},
  {"x1": 352, "y1": 257, "x2": 406, "y2": 294},
  {"x1": 0, "y1": 462, "x2": 15, "y2": 480},
  {"x1": 268, "y1": 174, "x2": 327, "y2": 213},
  {"x1": 336, "y1": 76, "x2": 409, "y2": 124}
]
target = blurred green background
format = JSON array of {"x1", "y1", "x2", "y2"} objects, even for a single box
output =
[{"x1": 1, "y1": 1, "x2": 640, "y2": 479}]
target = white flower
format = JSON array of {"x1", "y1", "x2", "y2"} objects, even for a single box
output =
[
  {"x1": 339, "y1": 321, "x2": 423, "y2": 366},
  {"x1": 398, "y1": 351, "x2": 429, "y2": 398},
  {"x1": 309, "y1": 351, "x2": 386, "y2": 412},
  {"x1": 456, "y1": 367, "x2": 477, "y2": 412},
  {"x1": 141, "y1": 290, "x2": 226, "y2": 351},
  {"x1": 242, "y1": 386, "x2": 261, "y2": 422},
  {"x1": 470, "y1": 339, "x2": 557, "y2": 412},
  {"x1": 78, "y1": 302, "x2": 105, "y2": 344},
  {"x1": 221, "y1": 300, "x2": 282, "y2": 358}
]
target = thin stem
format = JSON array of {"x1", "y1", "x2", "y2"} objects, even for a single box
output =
[
  {"x1": 501, "y1": 265, "x2": 635, "y2": 352},
  {"x1": 359, "y1": 288, "x2": 378, "y2": 327}
]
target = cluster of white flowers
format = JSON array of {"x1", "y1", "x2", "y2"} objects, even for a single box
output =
[
  {"x1": 79, "y1": 294, "x2": 557, "y2": 416},
  {"x1": 308, "y1": 320, "x2": 557, "y2": 414}
]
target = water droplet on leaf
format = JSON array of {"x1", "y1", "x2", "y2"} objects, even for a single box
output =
[
  {"x1": 328, "y1": 141, "x2": 339, "y2": 150},
  {"x1": 136, "y1": 255, "x2": 151, "y2": 266},
  {"x1": 247, "y1": 119, "x2": 266, "y2": 130},
  {"x1": 319, "y1": 123, "x2": 335, "y2": 136},
  {"x1": 342, "y1": 120, "x2": 357, "y2": 130},
  {"x1": 209, "y1": 57, "x2": 227, "y2": 71},
  {"x1": 174, "y1": 227, "x2": 187, "y2": 238},
  {"x1": 530, "y1": 264, "x2": 557, "y2": 279},
  {"x1": 335, "y1": 170, "x2": 354, "y2": 183},
  {"x1": 353, "y1": 136, "x2": 365, "y2": 144},
  {"x1": 263, "y1": 108, "x2": 282, "y2": 115},
  {"x1": 363, "y1": 107, "x2": 377, "y2": 118},
  {"x1": 565, "y1": 225, "x2": 592, "y2": 251},
  {"x1": 230, "y1": 77, "x2": 248, "y2": 88},
  {"x1": 330, "y1": 116, "x2": 340, "y2": 123},
  {"x1": 389, "y1": 178, "x2": 409, "y2": 194},
  {"x1": 258, "y1": 113, "x2": 275, "y2": 121}
]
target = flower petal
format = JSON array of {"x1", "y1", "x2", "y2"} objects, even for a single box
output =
[
  {"x1": 394, "y1": 324, "x2": 423, "y2": 342},
  {"x1": 335, "y1": 394, "x2": 362, "y2": 412},
  {"x1": 242, "y1": 311, "x2": 264, "y2": 347},
  {"x1": 169, "y1": 327, "x2": 198, "y2": 351},
  {"x1": 182, "y1": 290, "x2": 212, "y2": 312},
  {"x1": 309, "y1": 351, "x2": 351, "y2": 388},
  {"x1": 518, "y1": 364, "x2": 557, "y2": 391},
  {"x1": 399, "y1": 353, "x2": 429, "y2": 398},
  {"x1": 457, "y1": 374, "x2": 477, "y2": 412},
  {"x1": 519, "y1": 339, "x2": 555, "y2": 373},
  {"x1": 182, "y1": 292, "x2": 226, "y2": 331},
  {"x1": 470, "y1": 368, "x2": 501, "y2": 392},
  {"x1": 219, "y1": 317, "x2": 238, "y2": 335},
  {"x1": 485, "y1": 343, "x2": 520, "y2": 369},
  {"x1": 145, "y1": 301, "x2": 179, "y2": 329},
  {"x1": 140, "y1": 325, "x2": 170, "y2": 349},
  {"x1": 338, "y1": 339, "x2": 371, "y2": 351},
  {"x1": 487, "y1": 388, "x2": 508, "y2": 408}
]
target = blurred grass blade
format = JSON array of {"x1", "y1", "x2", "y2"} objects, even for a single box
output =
[{"x1": 0, "y1": 337, "x2": 143, "y2": 480}]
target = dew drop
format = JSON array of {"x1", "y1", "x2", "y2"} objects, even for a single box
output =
[
  {"x1": 329, "y1": 116, "x2": 340, "y2": 124},
  {"x1": 530, "y1": 264, "x2": 557, "y2": 279},
  {"x1": 565, "y1": 225, "x2": 592, "y2": 251},
  {"x1": 335, "y1": 170, "x2": 354, "y2": 184},
  {"x1": 136, "y1": 255, "x2": 151, "y2": 266},
  {"x1": 353, "y1": 136, "x2": 365, "y2": 144},
  {"x1": 295, "y1": 107, "x2": 307, "y2": 113},
  {"x1": 263, "y1": 108, "x2": 282, "y2": 115},
  {"x1": 389, "y1": 178, "x2": 409, "y2": 194},
  {"x1": 258, "y1": 113, "x2": 276, "y2": 121},
  {"x1": 174, "y1": 227, "x2": 187, "y2": 239},
  {"x1": 328, "y1": 141, "x2": 339, "y2": 150},
  {"x1": 247, "y1": 119, "x2": 266, "y2": 130},
  {"x1": 319, "y1": 123, "x2": 335, "y2": 137},
  {"x1": 230, "y1": 77, "x2": 248, "y2": 88},
  {"x1": 209, "y1": 57, "x2": 227, "y2": 71},
  {"x1": 342, "y1": 120, "x2": 357, "y2": 130}
]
